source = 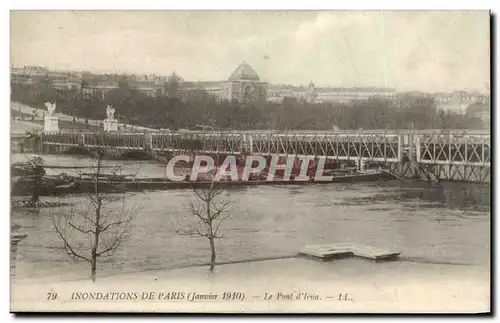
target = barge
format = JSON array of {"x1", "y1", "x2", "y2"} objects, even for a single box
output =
[{"x1": 11, "y1": 169, "x2": 395, "y2": 197}]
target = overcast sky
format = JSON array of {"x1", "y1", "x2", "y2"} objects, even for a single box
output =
[{"x1": 11, "y1": 10, "x2": 490, "y2": 92}]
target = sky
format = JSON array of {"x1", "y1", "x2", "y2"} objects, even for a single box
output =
[{"x1": 10, "y1": 10, "x2": 490, "y2": 92}]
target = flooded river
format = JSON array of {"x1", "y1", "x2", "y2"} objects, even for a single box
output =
[{"x1": 11, "y1": 154, "x2": 491, "y2": 281}]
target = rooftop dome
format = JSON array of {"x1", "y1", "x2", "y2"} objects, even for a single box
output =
[{"x1": 228, "y1": 61, "x2": 260, "y2": 81}]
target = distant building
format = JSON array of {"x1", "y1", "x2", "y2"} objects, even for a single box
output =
[
  {"x1": 314, "y1": 86, "x2": 396, "y2": 103},
  {"x1": 266, "y1": 82, "x2": 316, "y2": 103},
  {"x1": 179, "y1": 81, "x2": 223, "y2": 101},
  {"x1": 434, "y1": 91, "x2": 490, "y2": 114},
  {"x1": 466, "y1": 101, "x2": 490, "y2": 126},
  {"x1": 127, "y1": 79, "x2": 165, "y2": 97},
  {"x1": 19, "y1": 65, "x2": 49, "y2": 75},
  {"x1": 81, "y1": 80, "x2": 119, "y2": 99},
  {"x1": 51, "y1": 77, "x2": 83, "y2": 91},
  {"x1": 267, "y1": 82, "x2": 396, "y2": 104},
  {"x1": 11, "y1": 73, "x2": 34, "y2": 85},
  {"x1": 79, "y1": 62, "x2": 270, "y2": 102},
  {"x1": 11, "y1": 67, "x2": 37, "y2": 84},
  {"x1": 80, "y1": 78, "x2": 165, "y2": 99},
  {"x1": 180, "y1": 61, "x2": 269, "y2": 103},
  {"x1": 11, "y1": 64, "x2": 489, "y2": 111}
]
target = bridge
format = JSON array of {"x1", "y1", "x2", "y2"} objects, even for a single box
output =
[{"x1": 17, "y1": 129, "x2": 491, "y2": 183}]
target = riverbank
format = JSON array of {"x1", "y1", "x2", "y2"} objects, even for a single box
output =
[{"x1": 11, "y1": 257, "x2": 490, "y2": 313}]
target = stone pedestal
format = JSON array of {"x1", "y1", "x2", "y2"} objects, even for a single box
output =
[
  {"x1": 103, "y1": 119, "x2": 119, "y2": 132},
  {"x1": 44, "y1": 116, "x2": 59, "y2": 132},
  {"x1": 11, "y1": 233, "x2": 27, "y2": 277}
]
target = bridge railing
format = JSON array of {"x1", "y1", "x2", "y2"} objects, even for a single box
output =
[
  {"x1": 41, "y1": 132, "x2": 82, "y2": 146},
  {"x1": 41, "y1": 131, "x2": 148, "y2": 150},
  {"x1": 415, "y1": 132, "x2": 490, "y2": 167},
  {"x1": 151, "y1": 132, "x2": 244, "y2": 154},
  {"x1": 37, "y1": 129, "x2": 490, "y2": 167},
  {"x1": 249, "y1": 132, "x2": 401, "y2": 163},
  {"x1": 84, "y1": 132, "x2": 147, "y2": 150}
]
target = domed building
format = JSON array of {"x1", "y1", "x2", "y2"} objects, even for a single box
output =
[
  {"x1": 180, "y1": 61, "x2": 268, "y2": 103},
  {"x1": 225, "y1": 61, "x2": 268, "y2": 103}
]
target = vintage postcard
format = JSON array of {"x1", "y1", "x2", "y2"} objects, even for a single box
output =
[{"x1": 10, "y1": 10, "x2": 491, "y2": 313}]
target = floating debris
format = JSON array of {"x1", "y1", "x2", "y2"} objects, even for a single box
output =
[{"x1": 298, "y1": 243, "x2": 401, "y2": 261}]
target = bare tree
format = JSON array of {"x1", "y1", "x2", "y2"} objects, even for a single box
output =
[
  {"x1": 177, "y1": 172, "x2": 231, "y2": 272},
  {"x1": 52, "y1": 149, "x2": 137, "y2": 282}
]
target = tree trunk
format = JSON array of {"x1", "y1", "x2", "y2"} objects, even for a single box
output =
[
  {"x1": 31, "y1": 176, "x2": 41, "y2": 205},
  {"x1": 91, "y1": 258, "x2": 96, "y2": 282},
  {"x1": 209, "y1": 237, "x2": 216, "y2": 272}
]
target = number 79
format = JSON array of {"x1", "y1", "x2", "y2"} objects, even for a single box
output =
[{"x1": 46, "y1": 292, "x2": 58, "y2": 300}]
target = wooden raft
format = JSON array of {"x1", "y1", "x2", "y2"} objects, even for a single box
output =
[{"x1": 298, "y1": 243, "x2": 401, "y2": 261}]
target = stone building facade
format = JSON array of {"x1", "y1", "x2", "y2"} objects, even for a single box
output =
[{"x1": 180, "y1": 61, "x2": 269, "y2": 103}]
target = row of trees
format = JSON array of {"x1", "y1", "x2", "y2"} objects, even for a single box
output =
[{"x1": 11, "y1": 79, "x2": 487, "y2": 130}]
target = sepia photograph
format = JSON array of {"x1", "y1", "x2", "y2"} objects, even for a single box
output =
[{"x1": 9, "y1": 10, "x2": 491, "y2": 313}]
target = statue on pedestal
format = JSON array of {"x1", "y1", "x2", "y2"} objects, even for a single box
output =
[
  {"x1": 104, "y1": 105, "x2": 118, "y2": 132},
  {"x1": 43, "y1": 102, "x2": 59, "y2": 132},
  {"x1": 106, "y1": 105, "x2": 115, "y2": 120},
  {"x1": 44, "y1": 102, "x2": 56, "y2": 116}
]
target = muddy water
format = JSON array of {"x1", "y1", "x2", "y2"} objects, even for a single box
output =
[{"x1": 11, "y1": 154, "x2": 490, "y2": 281}]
